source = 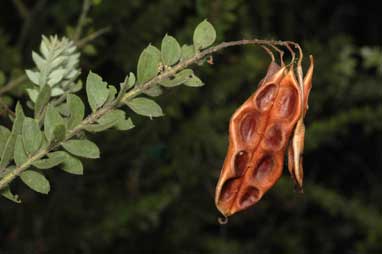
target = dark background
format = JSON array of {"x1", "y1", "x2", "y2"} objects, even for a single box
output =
[{"x1": 0, "y1": 0, "x2": 381, "y2": 253}]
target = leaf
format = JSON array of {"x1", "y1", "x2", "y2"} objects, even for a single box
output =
[
  {"x1": 71, "y1": 80, "x2": 83, "y2": 93},
  {"x1": 126, "y1": 97, "x2": 164, "y2": 117},
  {"x1": 115, "y1": 118, "x2": 135, "y2": 131},
  {"x1": 27, "y1": 88, "x2": 39, "y2": 102},
  {"x1": 127, "y1": 72, "x2": 136, "y2": 89},
  {"x1": 193, "y1": 20, "x2": 216, "y2": 50},
  {"x1": 40, "y1": 38, "x2": 49, "y2": 58},
  {"x1": 34, "y1": 85, "x2": 51, "y2": 118},
  {"x1": 0, "y1": 126, "x2": 11, "y2": 155},
  {"x1": 25, "y1": 69, "x2": 40, "y2": 85},
  {"x1": 181, "y1": 45, "x2": 195, "y2": 60},
  {"x1": 14, "y1": 135, "x2": 28, "y2": 166},
  {"x1": 20, "y1": 170, "x2": 50, "y2": 194},
  {"x1": 160, "y1": 69, "x2": 194, "y2": 87},
  {"x1": 137, "y1": 45, "x2": 161, "y2": 84},
  {"x1": 143, "y1": 85, "x2": 162, "y2": 97},
  {"x1": 67, "y1": 94, "x2": 84, "y2": 129},
  {"x1": 44, "y1": 104, "x2": 65, "y2": 142},
  {"x1": 22, "y1": 117, "x2": 42, "y2": 155},
  {"x1": 32, "y1": 51, "x2": 46, "y2": 71},
  {"x1": 1, "y1": 186, "x2": 21, "y2": 203},
  {"x1": 52, "y1": 124, "x2": 66, "y2": 142},
  {"x1": 161, "y1": 35, "x2": 181, "y2": 66},
  {"x1": 84, "y1": 110, "x2": 125, "y2": 132},
  {"x1": 33, "y1": 151, "x2": 67, "y2": 169},
  {"x1": 51, "y1": 87, "x2": 64, "y2": 96},
  {"x1": 184, "y1": 73, "x2": 204, "y2": 87},
  {"x1": 48, "y1": 68, "x2": 65, "y2": 86},
  {"x1": 86, "y1": 71, "x2": 109, "y2": 112},
  {"x1": 13, "y1": 102, "x2": 26, "y2": 135},
  {"x1": 62, "y1": 139, "x2": 100, "y2": 159},
  {"x1": 98, "y1": 110, "x2": 125, "y2": 125},
  {"x1": 106, "y1": 85, "x2": 117, "y2": 103},
  {"x1": 61, "y1": 153, "x2": 83, "y2": 175},
  {"x1": 0, "y1": 103, "x2": 25, "y2": 169}
]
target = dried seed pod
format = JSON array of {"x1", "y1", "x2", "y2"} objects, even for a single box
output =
[
  {"x1": 215, "y1": 59, "x2": 306, "y2": 217},
  {"x1": 287, "y1": 55, "x2": 314, "y2": 191}
]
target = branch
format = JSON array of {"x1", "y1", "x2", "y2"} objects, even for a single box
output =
[
  {"x1": 76, "y1": 27, "x2": 111, "y2": 48},
  {"x1": 0, "y1": 74, "x2": 27, "y2": 96},
  {"x1": 0, "y1": 38, "x2": 299, "y2": 191},
  {"x1": 12, "y1": 0, "x2": 29, "y2": 19},
  {"x1": 121, "y1": 39, "x2": 297, "y2": 103},
  {"x1": 73, "y1": 0, "x2": 92, "y2": 42}
]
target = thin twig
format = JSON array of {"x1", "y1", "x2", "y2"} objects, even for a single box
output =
[
  {"x1": 0, "y1": 99, "x2": 15, "y2": 118},
  {"x1": 73, "y1": 0, "x2": 91, "y2": 42},
  {"x1": 12, "y1": 0, "x2": 29, "y2": 19},
  {"x1": 76, "y1": 27, "x2": 111, "y2": 48},
  {"x1": 0, "y1": 74, "x2": 27, "y2": 96},
  {"x1": 17, "y1": 0, "x2": 48, "y2": 49}
]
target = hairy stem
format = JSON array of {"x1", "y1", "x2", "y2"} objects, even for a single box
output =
[{"x1": 0, "y1": 38, "x2": 300, "y2": 191}]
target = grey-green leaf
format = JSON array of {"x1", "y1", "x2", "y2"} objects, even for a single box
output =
[
  {"x1": 184, "y1": 73, "x2": 204, "y2": 87},
  {"x1": 137, "y1": 45, "x2": 161, "y2": 84},
  {"x1": 160, "y1": 69, "x2": 194, "y2": 87},
  {"x1": 20, "y1": 170, "x2": 50, "y2": 194},
  {"x1": 14, "y1": 135, "x2": 28, "y2": 166},
  {"x1": 86, "y1": 71, "x2": 109, "y2": 112},
  {"x1": 84, "y1": 109, "x2": 125, "y2": 132},
  {"x1": 143, "y1": 85, "x2": 162, "y2": 97},
  {"x1": 34, "y1": 85, "x2": 51, "y2": 118},
  {"x1": 181, "y1": 44, "x2": 195, "y2": 60},
  {"x1": 127, "y1": 72, "x2": 136, "y2": 89},
  {"x1": 106, "y1": 85, "x2": 117, "y2": 103},
  {"x1": 32, "y1": 51, "x2": 46, "y2": 71},
  {"x1": 67, "y1": 94, "x2": 84, "y2": 129},
  {"x1": 193, "y1": 20, "x2": 216, "y2": 50},
  {"x1": 44, "y1": 104, "x2": 65, "y2": 141},
  {"x1": 61, "y1": 153, "x2": 83, "y2": 175},
  {"x1": 126, "y1": 97, "x2": 164, "y2": 118},
  {"x1": 1, "y1": 186, "x2": 21, "y2": 203},
  {"x1": 25, "y1": 69, "x2": 40, "y2": 85},
  {"x1": 161, "y1": 35, "x2": 181, "y2": 66},
  {"x1": 52, "y1": 124, "x2": 66, "y2": 142},
  {"x1": 0, "y1": 126, "x2": 11, "y2": 155},
  {"x1": 13, "y1": 102, "x2": 26, "y2": 135},
  {"x1": 22, "y1": 117, "x2": 42, "y2": 155},
  {"x1": 115, "y1": 118, "x2": 135, "y2": 131},
  {"x1": 0, "y1": 103, "x2": 25, "y2": 169},
  {"x1": 62, "y1": 139, "x2": 100, "y2": 159},
  {"x1": 33, "y1": 151, "x2": 67, "y2": 169}
]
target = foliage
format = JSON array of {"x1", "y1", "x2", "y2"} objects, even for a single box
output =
[{"x1": 0, "y1": 18, "x2": 218, "y2": 203}]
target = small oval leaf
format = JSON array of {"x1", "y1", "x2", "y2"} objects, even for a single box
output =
[
  {"x1": 137, "y1": 45, "x2": 161, "y2": 84},
  {"x1": 67, "y1": 94, "x2": 85, "y2": 129},
  {"x1": 161, "y1": 35, "x2": 181, "y2": 66},
  {"x1": 20, "y1": 170, "x2": 50, "y2": 194},
  {"x1": 126, "y1": 97, "x2": 164, "y2": 118},
  {"x1": 193, "y1": 20, "x2": 216, "y2": 50},
  {"x1": 61, "y1": 153, "x2": 83, "y2": 175},
  {"x1": 62, "y1": 139, "x2": 100, "y2": 159},
  {"x1": 86, "y1": 71, "x2": 109, "y2": 112},
  {"x1": 22, "y1": 117, "x2": 42, "y2": 155}
]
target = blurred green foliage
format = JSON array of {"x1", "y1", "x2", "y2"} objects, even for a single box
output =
[{"x1": 0, "y1": 0, "x2": 381, "y2": 253}]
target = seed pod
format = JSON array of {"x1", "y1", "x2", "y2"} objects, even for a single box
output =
[
  {"x1": 287, "y1": 55, "x2": 314, "y2": 191},
  {"x1": 215, "y1": 61, "x2": 304, "y2": 217}
]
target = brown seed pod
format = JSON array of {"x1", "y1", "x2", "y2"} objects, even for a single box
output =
[
  {"x1": 287, "y1": 55, "x2": 314, "y2": 192},
  {"x1": 215, "y1": 51, "x2": 313, "y2": 217}
]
